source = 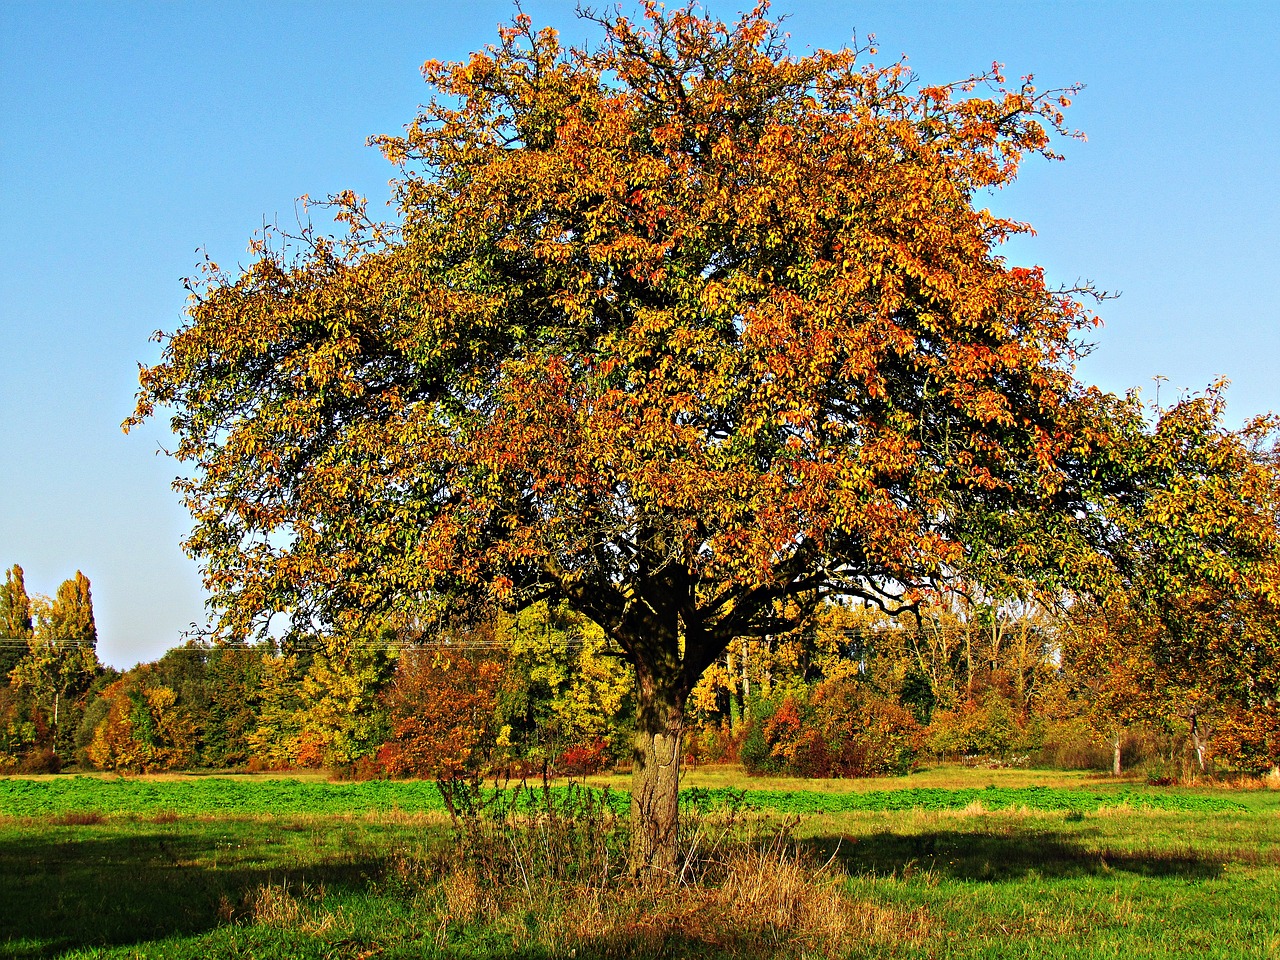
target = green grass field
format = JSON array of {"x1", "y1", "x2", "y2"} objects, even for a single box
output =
[{"x1": 2, "y1": 768, "x2": 1277, "y2": 959}]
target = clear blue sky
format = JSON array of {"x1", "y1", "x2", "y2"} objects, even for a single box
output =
[{"x1": 2, "y1": 1, "x2": 1277, "y2": 668}]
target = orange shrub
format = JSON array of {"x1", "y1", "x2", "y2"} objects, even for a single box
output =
[{"x1": 812, "y1": 680, "x2": 924, "y2": 777}]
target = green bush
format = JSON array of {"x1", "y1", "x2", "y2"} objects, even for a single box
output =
[
  {"x1": 925, "y1": 691, "x2": 1023, "y2": 760},
  {"x1": 1034, "y1": 718, "x2": 1113, "y2": 770},
  {"x1": 739, "y1": 697, "x2": 780, "y2": 775}
]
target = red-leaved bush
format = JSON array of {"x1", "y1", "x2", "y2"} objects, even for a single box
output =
[{"x1": 557, "y1": 739, "x2": 608, "y2": 776}]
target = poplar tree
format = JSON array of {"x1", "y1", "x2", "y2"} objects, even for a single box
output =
[
  {"x1": 11, "y1": 571, "x2": 101, "y2": 754},
  {"x1": 0, "y1": 565, "x2": 35, "y2": 682}
]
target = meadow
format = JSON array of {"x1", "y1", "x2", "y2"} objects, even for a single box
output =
[{"x1": 2, "y1": 767, "x2": 1277, "y2": 959}]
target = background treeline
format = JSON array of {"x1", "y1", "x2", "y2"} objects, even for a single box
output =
[
  {"x1": 1, "y1": 565, "x2": 102, "y2": 772},
  {"x1": 3, "y1": 561, "x2": 1274, "y2": 781}
]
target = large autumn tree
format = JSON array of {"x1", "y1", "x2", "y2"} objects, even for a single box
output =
[{"x1": 131, "y1": 4, "x2": 1120, "y2": 873}]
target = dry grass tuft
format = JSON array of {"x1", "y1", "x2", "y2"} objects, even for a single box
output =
[
  {"x1": 1091, "y1": 803, "x2": 1135, "y2": 818},
  {"x1": 370, "y1": 808, "x2": 449, "y2": 827},
  {"x1": 717, "y1": 843, "x2": 852, "y2": 947},
  {"x1": 250, "y1": 883, "x2": 303, "y2": 928},
  {"x1": 216, "y1": 894, "x2": 237, "y2": 924},
  {"x1": 49, "y1": 810, "x2": 105, "y2": 826},
  {"x1": 438, "y1": 867, "x2": 499, "y2": 925},
  {"x1": 248, "y1": 881, "x2": 339, "y2": 935},
  {"x1": 385, "y1": 778, "x2": 938, "y2": 955}
]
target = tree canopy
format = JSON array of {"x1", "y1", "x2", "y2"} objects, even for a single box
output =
[{"x1": 128, "y1": 4, "x2": 1261, "y2": 872}]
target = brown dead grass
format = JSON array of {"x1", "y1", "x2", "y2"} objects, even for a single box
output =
[
  {"x1": 249, "y1": 882, "x2": 303, "y2": 927},
  {"x1": 48, "y1": 810, "x2": 105, "y2": 826}
]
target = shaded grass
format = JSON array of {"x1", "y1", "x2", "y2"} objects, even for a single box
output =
[{"x1": 0, "y1": 816, "x2": 413, "y2": 958}]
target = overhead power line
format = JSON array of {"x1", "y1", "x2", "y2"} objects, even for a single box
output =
[{"x1": 0, "y1": 637, "x2": 94, "y2": 650}]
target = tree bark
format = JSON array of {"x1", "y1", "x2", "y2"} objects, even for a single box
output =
[{"x1": 630, "y1": 660, "x2": 686, "y2": 879}]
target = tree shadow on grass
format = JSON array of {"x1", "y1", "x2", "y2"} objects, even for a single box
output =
[
  {"x1": 806, "y1": 827, "x2": 1223, "y2": 883},
  {"x1": 0, "y1": 829, "x2": 386, "y2": 958},
  {"x1": 0, "y1": 822, "x2": 1225, "y2": 960}
]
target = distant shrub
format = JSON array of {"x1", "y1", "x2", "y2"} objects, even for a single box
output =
[
  {"x1": 687, "y1": 721, "x2": 743, "y2": 766},
  {"x1": 1034, "y1": 718, "x2": 1111, "y2": 770},
  {"x1": 763, "y1": 695, "x2": 807, "y2": 771},
  {"x1": 246, "y1": 755, "x2": 292, "y2": 774},
  {"x1": 17, "y1": 747, "x2": 61, "y2": 775},
  {"x1": 73, "y1": 694, "x2": 110, "y2": 768},
  {"x1": 815, "y1": 681, "x2": 923, "y2": 777},
  {"x1": 1, "y1": 684, "x2": 39, "y2": 769},
  {"x1": 925, "y1": 691, "x2": 1021, "y2": 761},
  {"x1": 557, "y1": 739, "x2": 609, "y2": 776},
  {"x1": 740, "y1": 681, "x2": 922, "y2": 778},
  {"x1": 85, "y1": 672, "x2": 195, "y2": 773},
  {"x1": 291, "y1": 732, "x2": 327, "y2": 770},
  {"x1": 331, "y1": 752, "x2": 392, "y2": 782},
  {"x1": 739, "y1": 698, "x2": 781, "y2": 775},
  {"x1": 377, "y1": 649, "x2": 506, "y2": 779}
]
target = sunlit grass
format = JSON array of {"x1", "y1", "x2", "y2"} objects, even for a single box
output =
[{"x1": 589, "y1": 761, "x2": 1139, "y2": 794}]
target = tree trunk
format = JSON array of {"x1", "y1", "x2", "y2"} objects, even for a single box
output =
[
  {"x1": 630, "y1": 658, "x2": 687, "y2": 879},
  {"x1": 1112, "y1": 732, "x2": 1122, "y2": 777},
  {"x1": 725, "y1": 647, "x2": 737, "y2": 731},
  {"x1": 964, "y1": 627, "x2": 973, "y2": 701},
  {"x1": 1189, "y1": 712, "x2": 1206, "y2": 774}
]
